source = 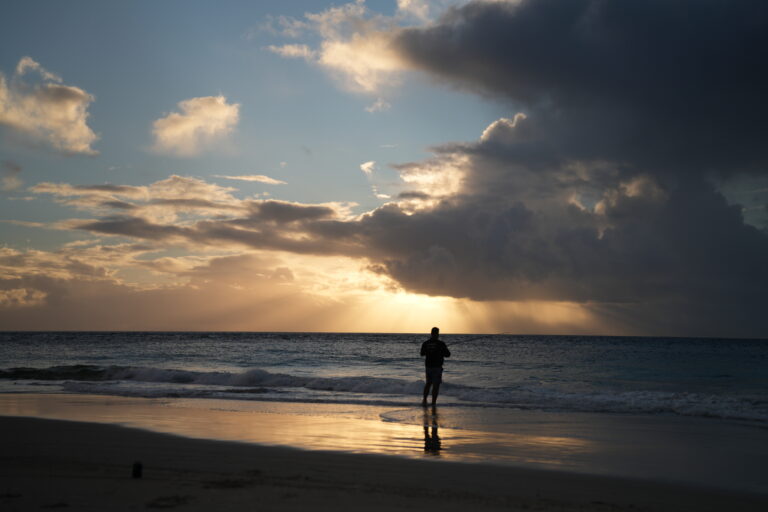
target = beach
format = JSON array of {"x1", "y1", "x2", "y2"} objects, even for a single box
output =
[
  {"x1": 2, "y1": 333, "x2": 767, "y2": 510},
  {"x1": 2, "y1": 393, "x2": 768, "y2": 511},
  {"x1": 4, "y1": 415, "x2": 767, "y2": 512}
]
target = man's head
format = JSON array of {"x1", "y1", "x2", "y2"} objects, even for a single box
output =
[{"x1": 430, "y1": 327, "x2": 439, "y2": 339}]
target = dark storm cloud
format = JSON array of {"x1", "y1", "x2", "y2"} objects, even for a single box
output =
[
  {"x1": 244, "y1": 200, "x2": 337, "y2": 223},
  {"x1": 397, "y1": 191, "x2": 432, "y2": 200},
  {"x1": 73, "y1": 217, "x2": 192, "y2": 241},
  {"x1": 313, "y1": 0, "x2": 766, "y2": 336},
  {"x1": 362, "y1": 178, "x2": 768, "y2": 302},
  {"x1": 394, "y1": 0, "x2": 768, "y2": 175}
]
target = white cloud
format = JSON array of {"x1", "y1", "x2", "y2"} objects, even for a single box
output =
[
  {"x1": 318, "y1": 30, "x2": 407, "y2": 93},
  {"x1": 0, "y1": 56, "x2": 98, "y2": 154},
  {"x1": 371, "y1": 185, "x2": 391, "y2": 199},
  {"x1": 16, "y1": 56, "x2": 62, "y2": 82},
  {"x1": 365, "y1": 97, "x2": 391, "y2": 113},
  {"x1": 267, "y1": 44, "x2": 317, "y2": 60},
  {"x1": 266, "y1": 2, "x2": 409, "y2": 94},
  {"x1": 397, "y1": 0, "x2": 431, "y2": 21},
  {"x1": 214, "y1": 174, "x2": 287, "y2": 185},
  {"x1": 31, "y1": 175, "x2": 242, "y2": 224},
  {"x1": 361, "y1": 161, "x2": 391, "y2": 199},
  {"x1": 254, "y1": 14, "x2": 310, "y2": 39},
  {"x1": 262, "y1": 1, "x2": 479, "y2": 96},
  {"x1": 396, "y1": 0, "x2": 476, "y2": 22},
  {"x1": 480, "y1": 113, "x2": 529, "y2": 142},
  {"x1": 151, "y1": 96, "x2": 240, "y2": 157},
  {"x1": 360, "y1": 161, "x2": 376, "y2": 176}
]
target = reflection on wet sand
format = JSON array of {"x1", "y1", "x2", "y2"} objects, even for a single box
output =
[
  {"x1": 0, "y1": 394, "x2": 594, "y2": 467},
  {"x1": 423, "y1": 407, "x2": 441, "y2": 455},
  {"x1": 2, "y1": 394, "x2": 767, "y2": 492}
]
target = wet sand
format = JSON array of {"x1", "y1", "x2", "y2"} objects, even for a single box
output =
[
  {"x1": 3, "y1": 393, "x2": 768, "y2": 493},
  {"x1": 3, "y1": 415, "x2": 767, "y2": 511}
]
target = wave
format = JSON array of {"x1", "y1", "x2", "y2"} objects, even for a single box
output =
[
  {"x1": 2, "y1": 365, "x2": 766, "y2": 423},
  {"x1": 0, "y1": 365, "x2": 424, "y2": 395}
]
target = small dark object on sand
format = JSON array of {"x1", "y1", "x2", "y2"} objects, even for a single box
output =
[{"x1": 132, "y1": 461, "x2": 143, "y2": 479}]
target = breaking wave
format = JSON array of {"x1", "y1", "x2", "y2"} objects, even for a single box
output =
[{"x1": 1, "y1": 364, "x2": 766, "y2": 423}]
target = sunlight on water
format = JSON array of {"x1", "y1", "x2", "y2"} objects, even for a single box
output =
[
  {"x1": 2, "y1": 393, "x2": 768, "y2": 492},
  {"x1": 0, "y1": 394, "x2": 589, "y2": 467}
]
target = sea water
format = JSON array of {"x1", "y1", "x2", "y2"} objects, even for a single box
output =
[{"x1": 1, "y1": 331, "x2": 766, "y2": 423}]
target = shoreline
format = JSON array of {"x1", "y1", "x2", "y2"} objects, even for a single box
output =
[
  {"x1": 1, "y1": 392, "x2": 768, "y2": 498},
  {"x1": 3, "y1": 415, "x2": 767, "y2": 511}
]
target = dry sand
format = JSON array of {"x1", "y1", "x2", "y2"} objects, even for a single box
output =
[{"x1": 2, "y1": 416, "x2": 767, "y2": 511}]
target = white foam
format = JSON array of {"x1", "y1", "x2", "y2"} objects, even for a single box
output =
[{"x1": 7, "y1": 364, "x2": 768, "y2": 422}]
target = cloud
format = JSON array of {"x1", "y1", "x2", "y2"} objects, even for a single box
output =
[
  {"x1": 31, "y1": 175, "x2": 242, "y2": 224},
  {"x1": 16, "y1": 56, "x2": 62, "y2": 82},
  {"x1": 269, "y1": 0, "x2": 768, "y2": 176},
  {"x1": 1, "y1": 242, "x2": 483, "y2": 333},
  {"x1": 214, "y1": 174, "x2": 287, "y2": 185},
  {"x1": 360, "y1": 161, "x2": 392, "y2": 199},
  {"x1": 267, "y1": 44, "x2": 316, "y2": 60},
  {"x1": 18, "y1": 150, "x2": 768, "y2": 336},
  {"x1": 0, "y1": 56, "x2": 98, "y2": 154},
  {"x1": 265, "y1": 1, "x2": 410, "y2": 95},
  {"x1": 396, "y1": 0, "x2": 476, "y2": 22},
  {"x1": 317, "y1": 30, "x2": 407, "y2": 93},
  {"x1": 0, "y1": 243, "x2": 149, "y2": 282},
  {"x1": 260, "y1": 1, "x2": 478, "y2": 99},
  {"x1": 360, "y1": 161, "x2": 376, "y2": 176},
  {"x1": 392, "y1": 0, "x2": 768, "y2": 176},
  {"x1": 396, "y1": 0, "x2": 431, "y2": 21},
  {"x1": 0, "y1": 237, "x2": 598, "y2": 333},
  {"x1": 151, "y1": 96, "x2": 240, "y2": 157},
  {"x1": 371, "y1": 185, "x2": 390, "y2": 200},
  {"x1": 365, "y1": 97, "x2": 391, "y2": 113},
  {"x1": 0, "y1": 287, "x2": 47, "y2": 308},
  {"x1": 27, "y1": 174, "x2": 360, "y2": 256},
  {"x1": 346, "y1": 119, "x2": 768, "y2": 336},
  {"x1": 1, "y1": 160, "x2": 22, "y2": 191}
]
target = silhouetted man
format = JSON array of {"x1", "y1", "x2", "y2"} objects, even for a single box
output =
[{"x1": 421, "y1": 327, "x2": 450, "y2": 406}]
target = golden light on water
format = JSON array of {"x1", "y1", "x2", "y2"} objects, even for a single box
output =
[{"x1": 0, "y1": 394, "x2": 593, "y2": 467}]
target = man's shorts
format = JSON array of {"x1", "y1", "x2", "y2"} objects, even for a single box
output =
[{"x1": 425, "y1": 367, "x2": 443, "y2": 384}]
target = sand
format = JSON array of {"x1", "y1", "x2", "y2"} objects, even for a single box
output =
[{"x1": 2, "y1": 415, "x2": 767, "y2": 512}]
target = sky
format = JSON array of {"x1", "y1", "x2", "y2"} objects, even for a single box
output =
[{"x1": 1, "y1": 0, "x2": 767, "y2": 337}]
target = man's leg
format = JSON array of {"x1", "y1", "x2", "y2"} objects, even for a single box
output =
[
  {"x1": 431, "y1": 382, "x2": 440, "y2": 405},
  {"x1": 422, "y1": 380, "x2": 432, "y2": 406}
]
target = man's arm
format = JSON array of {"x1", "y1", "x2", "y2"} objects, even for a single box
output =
[
  {"x1": 443, "y1": 343, "x2": 451, "y2": 358},
  {"x1": 420, "y1": 341, "x2": 426, "y2": 357}
]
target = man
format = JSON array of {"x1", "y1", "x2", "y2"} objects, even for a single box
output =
[{"x1": 420, "y1": 327, "x2": 451, "y2": 406}]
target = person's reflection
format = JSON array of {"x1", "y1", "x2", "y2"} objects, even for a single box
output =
[{"x1": 423, "y1": 407, "x2": 441, "y2": 455}]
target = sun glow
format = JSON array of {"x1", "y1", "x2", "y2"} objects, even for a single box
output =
[{"x1": 333, "y1": 290, "x2": 470, "y2": 333}]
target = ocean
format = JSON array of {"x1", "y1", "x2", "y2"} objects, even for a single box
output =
[{"x1": 1, "y1": 331, "x2": 766, "y2": 423}]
